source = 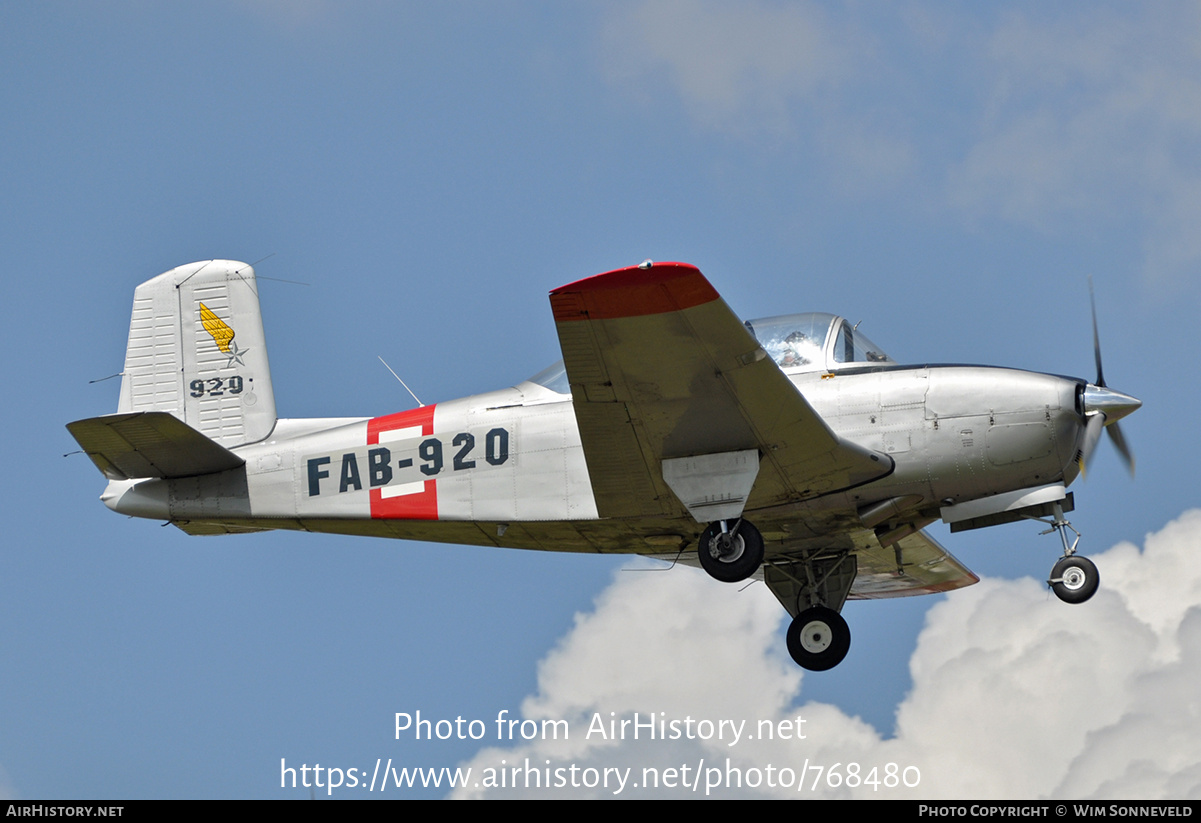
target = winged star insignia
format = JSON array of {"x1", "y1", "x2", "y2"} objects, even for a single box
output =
[{"x1": 199, "y1": 302, "x2": 247, "y2": 367}]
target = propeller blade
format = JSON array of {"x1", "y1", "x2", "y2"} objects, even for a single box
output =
[
  {"x1": 1078, "y1": 413, "x2": 1106, "y2": 478},
  {"x1": 1107, "y1": 420, "x2": 1135, "y2": 476},
  {"x1": 1089, "y1": 276, "x2": 1106, "y2": 388}
]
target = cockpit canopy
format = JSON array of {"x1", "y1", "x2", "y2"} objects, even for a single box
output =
[
  {"x1": 528, "y1": 312, "x2": 894, "y2": 393},
  {"x1": 744, "y1": 312, "x2": 894, "y2": 374}
]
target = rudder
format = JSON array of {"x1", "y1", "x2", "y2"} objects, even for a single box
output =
[{"x1": 117, "y1": 260, "x2": 276, "y2": 447}]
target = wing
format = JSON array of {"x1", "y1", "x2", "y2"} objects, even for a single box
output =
[
  {"x1": 550, "y1": 263, "x2": 893, "y2": 519},
  {"x1": 849, "y1": 527, "x2": 979, "y2": 599},
  {"x1": 761, "y1": 528, "x2": 979, "y2": 618}
]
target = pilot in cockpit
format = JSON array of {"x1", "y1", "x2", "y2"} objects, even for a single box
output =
[{"x1": 779, "y1": 331, "x2": 811, "y2": 367}]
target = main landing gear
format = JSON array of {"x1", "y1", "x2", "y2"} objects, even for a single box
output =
[
  {"x1": 697, "y1": 519, "x2": 764, "y2": 582},
  {"x1": 786, "y1": 606, "x2": 851, "y2": 672},
  {"x1": 1039, "y1": 502, "x2": 1100, "y2": 604},
  {"x1": 763, "y1": 551, "x2": 857, "y2": 671},
  {"x1": 696, "y1": 520, "x2": 854, "y2": 671}
]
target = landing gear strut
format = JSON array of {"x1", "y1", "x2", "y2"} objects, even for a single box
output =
[
  {"x1": 697, "y1": 519, "x2": 764, "y2": 582},
  {"x1": 786, "y1": 606, "x2": 851, "y2": 671},
  {"x1": 1037, "y1": 501, "x2": 1100, "y2": 604}
]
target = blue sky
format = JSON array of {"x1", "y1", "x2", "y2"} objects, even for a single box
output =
[{"x1": 3, "y1": 1, "x2": 1199, "y2": 799}]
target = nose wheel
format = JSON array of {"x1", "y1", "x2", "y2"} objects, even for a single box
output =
[
  {"x1": 786, "y1": 606, "x2": 851, "y2": 671},
  {"x1": 1049, "y1": 555, "x2": 1099, "y2": 604},
  {"x1": 697, "y1": 519, "x2": 764, "y2": 582}
]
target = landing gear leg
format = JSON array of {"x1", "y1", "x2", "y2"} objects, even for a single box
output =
[
  {"x1": 786, "y1": 606, "x2": 851, "y2": 671},
  {"x1": 697, "y1": 519, "x2": 764, "y2": 583},
  {"x1": 1038, "y1": 502, "x2": 1100, "y2": 604}
]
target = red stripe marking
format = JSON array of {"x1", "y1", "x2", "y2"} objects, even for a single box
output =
[
  {"x1": 550, "y1": 262, "x2": 718, "y2": 322},
  {"x1": 367, "y1": 405, "x2": 438, "y2": 520}
]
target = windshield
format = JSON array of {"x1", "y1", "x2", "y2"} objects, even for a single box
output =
[{"x1": 831, "y1": 322, "x2": 893, "y2": 366}]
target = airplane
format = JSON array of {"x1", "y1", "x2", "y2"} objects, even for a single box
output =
[{"x1": 66, "y1": 259, "x2": 1141, "y2": 671}]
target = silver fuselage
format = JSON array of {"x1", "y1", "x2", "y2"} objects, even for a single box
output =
[
  {"x1": 799, "y1": 364, "x2": 1082, "y2": 509},
  {"x1": 101, "y1": 362, "x2": 1087, "y2": 555}
]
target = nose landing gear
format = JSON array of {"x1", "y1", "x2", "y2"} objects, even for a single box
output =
[
  {"x1": 1037, "y1": 502, "x2": 1100, "y2": 604},
  {"x1": 1049, "y1": 555, "x2": 1100, "y2": 604}
]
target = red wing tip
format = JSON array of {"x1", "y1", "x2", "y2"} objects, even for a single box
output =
[
  {"x1": 549, "y1": 262, "x2": 718, "y2": 321},
  {"x1": 549, "y1": 262, "x2": 701, "y2": 296}
]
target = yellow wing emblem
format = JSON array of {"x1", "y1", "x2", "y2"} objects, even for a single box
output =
[{"x1": 199, "y1": 302, "x2": 235, "y2": 354}]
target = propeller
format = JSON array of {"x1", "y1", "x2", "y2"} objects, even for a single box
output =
[{"x1": 1078, "y1": 278, "x2": 1139, "y2": 476}]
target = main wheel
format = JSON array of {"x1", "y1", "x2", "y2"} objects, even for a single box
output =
[
  {"x1": 786, "y1": 606, "x2": 851, "y2": 671},
  {"x1": 697, "y1": 520, "x2": 764, "y2": 583},
  {"x1": 1050, "y1": 555, "x2": 1099, "y2": 604}
]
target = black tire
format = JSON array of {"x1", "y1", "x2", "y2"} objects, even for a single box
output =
[
  {"x1": 786, "y1": 606, "x2": 851, "y2": 671},
  {"x1": 697, "y1": 520, "x2": 764, "y2": 582},
  {"x1": 1050, "y1": 555, "x2": 1099, "y2": 604}
]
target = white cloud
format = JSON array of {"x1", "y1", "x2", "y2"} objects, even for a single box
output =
[
  {"x1": 600, "y1": 0, "x2": 846, "y2": 135},
  {"x1": 601, "y1": 4, "x2": 1201, "y2": 286},
  {"x1": 451, "y1": 510, "x2": 1201, "y2": 798},
  {"x1": 600, "y1": 1, "x2": 918, "y2": 191},
  {"x1": 947, "y1": 10, "x2": 1201, "y2": 241}
]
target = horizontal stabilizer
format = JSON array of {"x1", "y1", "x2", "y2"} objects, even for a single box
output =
[
  {"x1": 66, "y1": 412, "x2": 245, "y2": 480},
  {"x1": 173, "y1": 521, "x2": 272, "y2": 536}
]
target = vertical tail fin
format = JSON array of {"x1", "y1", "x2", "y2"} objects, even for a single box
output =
[{"x1": 117, "y1": 260, "x2": 277, "y2": 447}]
